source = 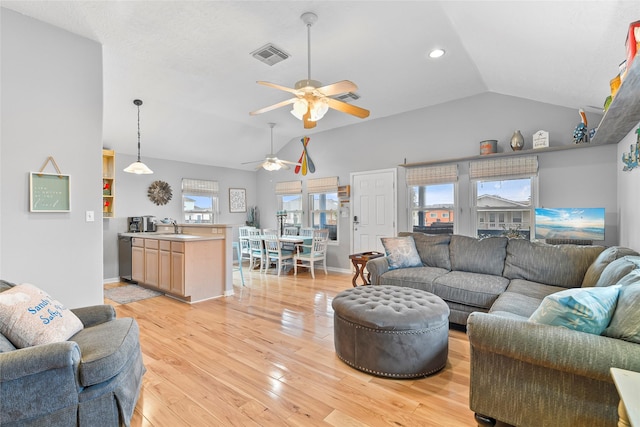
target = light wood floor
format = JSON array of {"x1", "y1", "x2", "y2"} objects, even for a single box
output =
[{"x1": 105, "y1": 269, "x2": 476, "y2": 427}]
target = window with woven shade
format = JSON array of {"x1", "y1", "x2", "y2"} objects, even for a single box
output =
[
  {"x1": 406, "y1": 164, "x2": 457, "y2": 235},
  {"x1": 181, "y1": 178, "x2": 219, "y2": 224},
  {"x1": 275, "y1": 180, "x2": 303, "y2": 228},
  {"x1": 469, "y1": 156, "x2": 538, "y2": 239}
]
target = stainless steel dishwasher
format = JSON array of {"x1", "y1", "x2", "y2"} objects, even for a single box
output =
[{"x1": 118, "y1": 234, "x2": 134, "y2": 282}]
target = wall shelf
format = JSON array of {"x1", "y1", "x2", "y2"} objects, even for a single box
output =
[
  {"x1": 102, "y1": 149, "x2": 115, "y2": 218},
  {"x1": 401, "y1": 57, "x2": 640, "y2": 169}
]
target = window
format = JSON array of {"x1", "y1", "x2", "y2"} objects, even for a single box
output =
[
  {"x1": 307, "y1": 177, "x2": 339, "y2": 242},
  {"x1": 275, "y1": 181, "x2": 303, "y2": 228},
  {"x1": 406, "y1": 164, "x2": 458, "y2": 235},
  {"x1": 470, "y1": 156, "x2": 538, "y2": 239},
  {"x1": 181, "y1": 179, "x2": 219, "y2": 224}
]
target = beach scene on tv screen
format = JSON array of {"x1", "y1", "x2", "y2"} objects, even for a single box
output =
[{"x1": 535, "y1": 208, "x2": 605, "y2": 240}]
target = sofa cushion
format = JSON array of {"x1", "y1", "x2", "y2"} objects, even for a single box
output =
[
  {"x1": 595, "y1": 256, "x2": 640, "y2": 287},
  {"x1": 604, "y1": 281, "x2": 640, "y2": 343},
  {"x1": 379, "y1": 266, "x2": 448, "y2": 291},
  {"x1": 503, "y1": 240, "x2": 604, "y2": 287},
  {"x1": 432, "y1": 271, "x2": 510, "y2": 309},
  {"x1": 491, "y1": 279, "x2": 571, "y2": 318},
  {"x1": 399, "y1": 232, "x2": 451, "y2": 270},
  {"x1": 582, "y1": 246, "x2": 640, "y2": 287},
  {"x1": 0, "y1": 283, "x2": 84, "y2": 348},
  {"x1": 381, "y1": 236, "x2": 422, "y2": 270},
  {"x1": 529, "y1": 286, "x2": 621, "y2": 335},
  {"x1": 449, "y1": 235, "x2": 507, "y2": 276},
  {"x1": 70, "y1": 317, "x2": 141, "y2": 387}
]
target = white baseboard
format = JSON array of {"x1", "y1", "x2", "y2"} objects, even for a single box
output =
[{"x1": 103, "y1": 277, "x2": 121, "y2": 284}]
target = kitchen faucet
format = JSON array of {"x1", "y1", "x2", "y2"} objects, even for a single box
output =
[{"x1": 170, "y1": 218, "x2": 179, "y2": 234}]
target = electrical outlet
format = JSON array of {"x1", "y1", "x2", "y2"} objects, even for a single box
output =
[{"x1": 86, "y1": 210, "x2": 95, "y2": 222}]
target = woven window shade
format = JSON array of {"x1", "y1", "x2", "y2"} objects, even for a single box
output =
[
  {"x1": 406, "y1": 164, "x2": 458, "y2": 186},
  {"x1": 275, "y1": 180, "x2": 302, "y2": 195},
  {"x1": 307, "y1": 176, "x2": 339, "y2": 194},
  {"x1": 181, "y1": 178, "x2": 219, "y2": 194},
  {"x1": 469, "y1": 156, "x2": 538, "y2": 180}
]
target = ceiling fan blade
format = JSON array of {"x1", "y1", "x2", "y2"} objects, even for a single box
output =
[
  {"x1": 326, "y1": 97, "x2": 370, "y2": 119},
  {"x1": 257, "y1": 81, "x2": 299, "y2": 95},
  {"x1": 316, "y1": 80, "x2": 358, "y2": 97},
  {"x1": 241, "y1": 159, "x2": 264, "y2": 165},
  {"x1": 277, "y1": 162, "x2": 291, "y2": 170},
  {"x1": 278, "y1": 159, "x2": 302, "y2": 166},
  {"x1": 250, "y1": 97, "x2": 297, "y2": 116}
]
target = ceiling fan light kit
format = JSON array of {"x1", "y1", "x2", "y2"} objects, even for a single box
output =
[
  {"x1": 250, "y1": 12, "x2": 369, "y2": 129},
  {"x1": 124, "y1": 99, "x2": 153, "y2": 175}
]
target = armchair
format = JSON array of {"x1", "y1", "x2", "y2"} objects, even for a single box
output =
[{"x1": 0, "y1": 281, "x2": 145, "y2": 427}]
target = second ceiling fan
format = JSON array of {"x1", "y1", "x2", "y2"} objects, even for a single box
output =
[{"x1": 250, "y1": 12, "x2": 370, "y2": 129}]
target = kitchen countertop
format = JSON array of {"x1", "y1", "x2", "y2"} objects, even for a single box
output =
[{"x1": 119, "y1": 232, "x2": 224, "y2": 242}]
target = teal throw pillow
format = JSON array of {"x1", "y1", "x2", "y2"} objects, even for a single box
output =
[
  {"x1": 529, "y1": 286, "x2": 620, "y2": 335},
  {"x1": 604, "y1": 281, "x2": 640, "y2": 343},
  {"x1": 381, "y1": 236, "x2": 422, "y2": 270}
]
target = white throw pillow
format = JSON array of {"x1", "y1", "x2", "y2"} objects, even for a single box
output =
[{"x1": 0, "y1": 283, "x2": 84, "y2": 348}]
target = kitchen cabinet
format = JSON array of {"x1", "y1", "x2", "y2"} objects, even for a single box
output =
[
  {"x1": 144, "y1": 239, "x2": 159, "y2": 287},
  {"x1": 102, "y1": 149, "x2": 115, "y2": 218},
  {"x1": 170, "y1": 242, "x2": 185, "y2": 296},
  {"x1": 128, "y1": 234, "x2": 225, "y2": 302},
  {"x1": 131, "y1": 237, "x2": 145, "y2": 283},
  {"x1": 158, "y1": 240, "x2": 171, "y2": 292}
]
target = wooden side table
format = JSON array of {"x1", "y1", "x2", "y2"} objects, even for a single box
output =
[{"x1": 349, "y1": 251, "x2": 384, "y2": 287}]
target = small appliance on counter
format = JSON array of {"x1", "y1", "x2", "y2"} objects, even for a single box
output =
[
  {"x1": 128, "y1": 216, "x2": 143, "y2": 232},
  {"x1": 128, "y1": 216, "x2": 157, "y2": 232},
  {"x1": 142, "y1": 215, "x2": 157, "y2": 232}
]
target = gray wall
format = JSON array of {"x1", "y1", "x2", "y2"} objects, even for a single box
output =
[
  {"x1": 103, "y1": 154, "x2": 257, "y2": 281},
  {"x1": 257, "y1": 92, "x2": 619, "y2": 270},
  {"x1": 1, "y1": 9, "x2": 104, "y2": 307}
]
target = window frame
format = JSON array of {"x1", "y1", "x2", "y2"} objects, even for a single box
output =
[
  {"x1": 308, "y1": 191, "x2": 339, "y2": 243},
  {"x1": 408, "y1": 182, "x2": 457, "y2": 235}
]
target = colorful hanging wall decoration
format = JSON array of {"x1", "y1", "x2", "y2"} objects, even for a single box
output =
[
  {"x1": 621, "y1": 126, "x2": 640, "y2": 172},
  {"x1": 295, "y1": 136, "x2": 315, "y2": 175}
]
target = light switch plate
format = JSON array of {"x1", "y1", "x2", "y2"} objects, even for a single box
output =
[{"x1": 86, "y1": 210, "x2": 95, "y2": 222}]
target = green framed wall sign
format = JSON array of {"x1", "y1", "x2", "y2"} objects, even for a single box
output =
[{"x1": 29, "y1": 172, "x2": 71, "y2": 212}]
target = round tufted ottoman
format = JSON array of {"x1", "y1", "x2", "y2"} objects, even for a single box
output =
[{"x1": 332, "y1": 285, "x2": 450, "y2": 378}]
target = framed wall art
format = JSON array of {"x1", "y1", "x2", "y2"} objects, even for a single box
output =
[
  {"x1": 229, "y1": 188, "x2": 247, "y2": 213},
  {"x1": 30, "y1": 172, "x2": 71, "y2": 212}
]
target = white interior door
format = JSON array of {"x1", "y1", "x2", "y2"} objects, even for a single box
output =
[{"x1": 351, "y1": 169, "x2": 397, "y2": 254}]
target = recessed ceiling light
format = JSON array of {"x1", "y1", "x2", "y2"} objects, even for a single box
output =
[{"x1": 429, "y1": 48, "x2": 445, "y2": 59}]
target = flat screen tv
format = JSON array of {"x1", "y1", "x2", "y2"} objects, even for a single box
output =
[{"x1": 534, "y1": 208, "x2": 605, "y2": 241}]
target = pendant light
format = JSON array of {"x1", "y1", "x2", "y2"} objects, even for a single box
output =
[{"x1": 124, "y1": 99, "x2": 153, "y2": 174}]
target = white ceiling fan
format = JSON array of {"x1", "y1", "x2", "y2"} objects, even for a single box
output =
[
  {"x1": 242, "y1": 123, "x2": 300, "y2": 171},
  {"x1": 250, "y1": 12, "x2": 370, "y2": 129}
]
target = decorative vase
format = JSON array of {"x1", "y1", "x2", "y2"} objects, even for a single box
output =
[{"x1": 510, "y1": 130, "x2": 524, "y2": 151}]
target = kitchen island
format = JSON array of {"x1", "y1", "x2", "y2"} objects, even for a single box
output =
[{"x1": 120, "y1": 223, "x2": 235, "y2": 303}]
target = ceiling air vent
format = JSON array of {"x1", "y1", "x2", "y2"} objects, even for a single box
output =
[
  {"x1": 250, "y1": 43, "x2": 290, "y2": 66},
  {"x1": 334, "y1": 92, "x2": 360, "y2": 103}
]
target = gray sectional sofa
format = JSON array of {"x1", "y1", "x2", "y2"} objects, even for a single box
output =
[{"x1": 366, "y1": 232, "x2": 640, "y2": 427}]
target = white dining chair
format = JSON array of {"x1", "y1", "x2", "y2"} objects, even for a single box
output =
[
  {"x1": 248, "y1": 233, "x2": 265, "y2": 273},
  {"x1": 238, "y1": 226, "x2": 255, "y2": 267},
  {"x1": 264, "y1": 235, "x2": 294, "y2": 276},
  {"x1": 294, "y1": 234, "x2": 328, "y2": 279},
  {"x1": 283, "y1": 226, "x2": 299, "y2": 236},
  {"x1": 299, "y1": 227, "x2": 314, "y2": 237}
]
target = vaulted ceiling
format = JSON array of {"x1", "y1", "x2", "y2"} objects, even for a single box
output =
[{"x1": 2, "y1": 1, "x2": 636, "y2": 170}]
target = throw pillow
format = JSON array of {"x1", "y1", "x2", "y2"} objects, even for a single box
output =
[
  {"x1": 0, "y1": 283, "x2": 84, "y2": 348},
  {"x1": 528, "y1": 286, "x2": 620, "y2": 335},
  {"x1": 381, "y1": 236, "x2": 423, "y2": 270},
  {"x1": 604, "y1": 281, "x2": 640, "y2": 343}
]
